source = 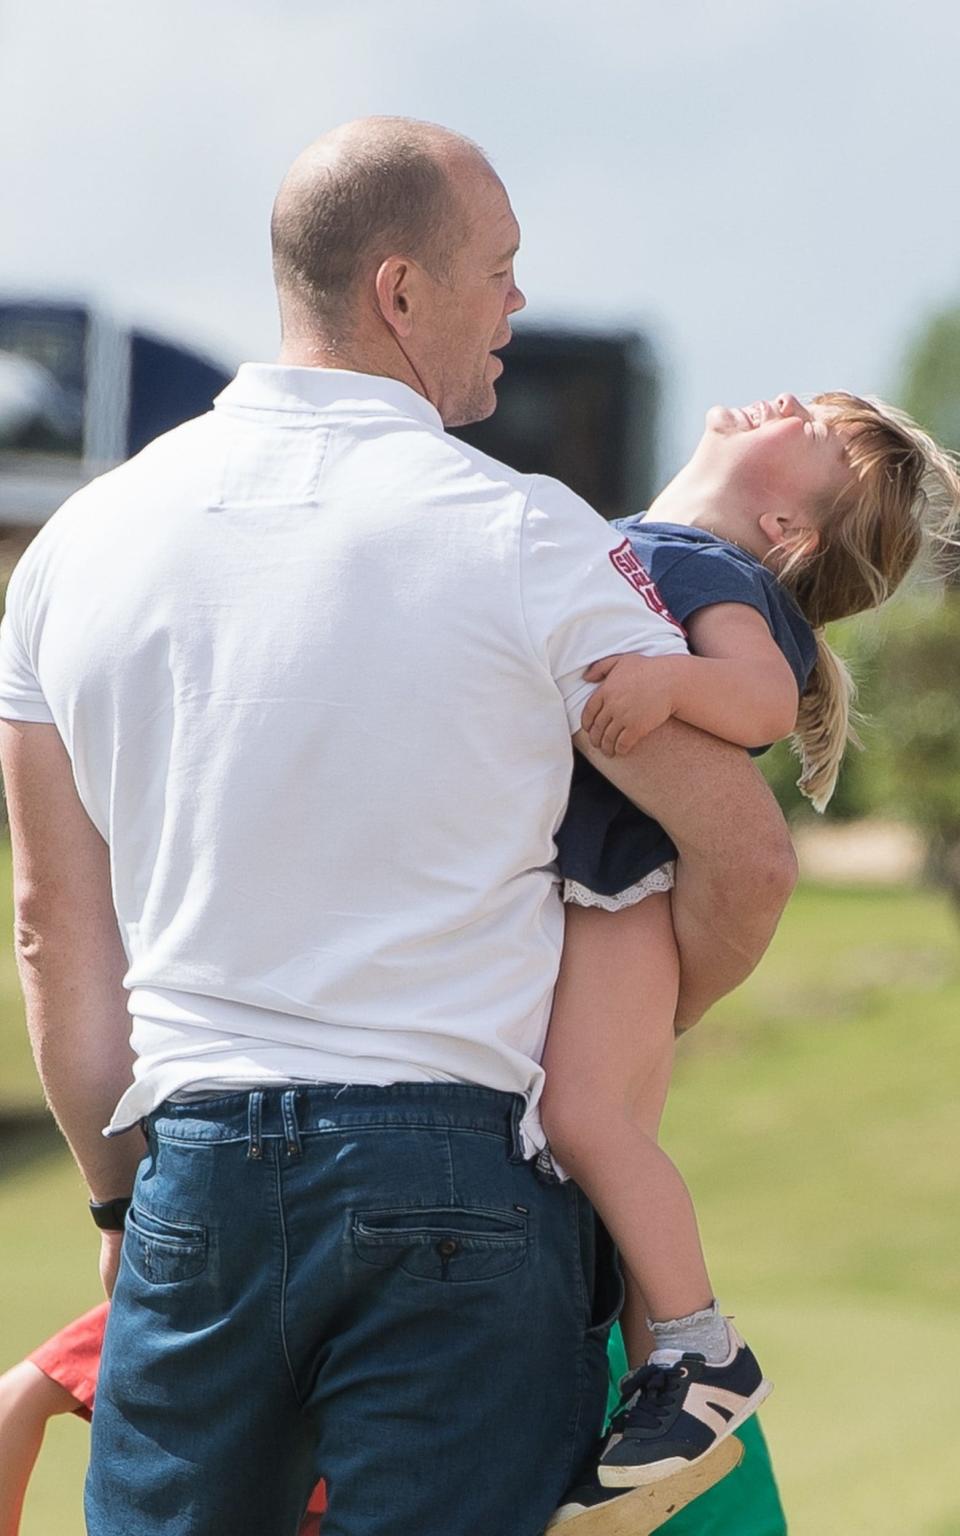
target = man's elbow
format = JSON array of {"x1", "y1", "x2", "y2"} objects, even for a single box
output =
[
  {"x1": 13, "y1": 888, "x2": 79, "y2": 966},
  {"x1": 13, "y1": 909, "x2": 50, "y2": 973},
  {"x1": 720, "y1": 834, "x2": 798, "y2": 930},
  {"x1": 753, "y1": 835, "x2": 799, "y2": 910}
]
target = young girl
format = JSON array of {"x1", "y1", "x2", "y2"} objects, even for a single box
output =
[{"x1": 540, "y1": 390, "x2": 960, "y2": 1490}]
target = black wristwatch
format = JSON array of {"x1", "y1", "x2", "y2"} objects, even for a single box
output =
[{"x1": 89, "y1": 1196, "x2": 131, "y2": 1232}]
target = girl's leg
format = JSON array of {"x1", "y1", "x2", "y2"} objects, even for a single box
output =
[{"x1": 540, "y1": 895, "x2": 713, "y2": 1369}]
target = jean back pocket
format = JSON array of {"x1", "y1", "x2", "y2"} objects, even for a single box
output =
[{"x1": 352, "y1": 1205, "x2": 528, "y2": 1284}]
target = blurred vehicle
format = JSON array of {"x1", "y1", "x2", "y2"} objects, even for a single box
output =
[
  {"x1": 0, "y1": 299, "x2": 231, "y2": 529},
  {"x1": 1, "y1": 307, "x2": 659, "y2": 529},
  {"x1": 0, "y1": 350, "x2": 82, "y2": 451},
  {"x1": 455, "y1": 326, "x2": 660, "y2": 520}
]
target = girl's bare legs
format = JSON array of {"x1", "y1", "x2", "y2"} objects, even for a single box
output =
[{"x1": 540, "y1": 895, "x2": 713, "y2": 1369}]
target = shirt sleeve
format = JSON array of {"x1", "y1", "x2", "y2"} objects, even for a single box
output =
[
  {"x1": 0, "y1": 552, "x2": 55, "y2": 723},
  {"x1": 652, "y1": 545, "x2": 814, "y2": 694},
  {"x1": 519, "y1": 477, "x2": 688, "y2": 733},
  {"x1": 649, "y1": 544, "x2": 775, "y2": 627}
]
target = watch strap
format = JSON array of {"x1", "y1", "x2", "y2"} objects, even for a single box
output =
[{"x1": 89, "y1": 1196, "x2": 131, "y2": 1231}]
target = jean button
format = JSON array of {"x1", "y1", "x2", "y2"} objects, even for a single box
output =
[{"x1": 437, "y1": 1238, "x2": 459, "y2": 1258}]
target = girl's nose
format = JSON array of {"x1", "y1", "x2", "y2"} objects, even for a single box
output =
[{"x1": 775, "y1": 393, "x2": 808, "y2": 420}]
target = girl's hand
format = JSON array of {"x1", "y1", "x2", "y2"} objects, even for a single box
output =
[{"x1": 581, "y1": 654, "x2": 677, "y2": 756}]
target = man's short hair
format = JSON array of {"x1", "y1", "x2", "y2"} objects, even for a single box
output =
[{"x1": 271, "y1": 123, "x2": 481, "y2": 336}]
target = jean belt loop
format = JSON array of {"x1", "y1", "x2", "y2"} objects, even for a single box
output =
[
  {"x1": 507, "y1": 1096, "x2": 526, "y2": 1164},
  {"x1": 247, "y1": 1090, "x2": 264, "y2": 1160},
  {"x1": 281, "y1": 1088, "x2": 302, "y2": 1159}
]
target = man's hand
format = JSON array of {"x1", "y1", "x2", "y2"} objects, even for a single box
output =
[
  {"x1": 99, "y1": 1231, "x2": 124, "y2": 1298},
  {"x1": 581, "y1": 654, "x2": 677, "y2": 757},
  {"x1": 574, "y1": 719, "x2": 797, "y2": 1031}
]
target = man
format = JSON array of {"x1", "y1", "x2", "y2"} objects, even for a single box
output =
[{"x1": 0, "y1": 118, "x2": 795, "y2": 1536}]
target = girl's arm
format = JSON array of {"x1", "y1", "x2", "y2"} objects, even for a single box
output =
[
  {"x1": 581, "y1": 604, "x2": 800, "y2": 756},
  {"x1": 0, "y1": 1362, "x2": 80, "y2": 1536}
]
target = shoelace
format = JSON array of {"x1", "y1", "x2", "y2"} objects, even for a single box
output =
[{"x1": 610, "y1": 1362, "x2": 688, "y2": 1433}]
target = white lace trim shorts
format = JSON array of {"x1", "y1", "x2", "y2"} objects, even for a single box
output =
[{"x1": 562, "y1": 860, "x2": 676, "y2": 912}]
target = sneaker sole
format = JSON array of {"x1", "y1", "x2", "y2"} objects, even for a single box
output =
[
  {"x1": 597, "y1": 1378, "x2": 773, "y2": 1489},
  {"x1": 547, "y1": 1436, "x2": 743, "y2": 1533}
]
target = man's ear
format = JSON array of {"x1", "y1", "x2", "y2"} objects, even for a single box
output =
[
  {"x1": 758, "y1": 509, "x2": 820, "y2": 557},
  {"x1": 374, "y1": 257, "x2": 415, "y2": 339}
]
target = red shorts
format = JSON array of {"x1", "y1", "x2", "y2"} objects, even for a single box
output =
[{"x1": 26, "y1": 1304, "x2": 327, "y2": 1528}]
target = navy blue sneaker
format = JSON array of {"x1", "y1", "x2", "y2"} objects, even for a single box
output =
[{"x1": 598, "y1": 1325, "x2": 772, "y2": 1488}]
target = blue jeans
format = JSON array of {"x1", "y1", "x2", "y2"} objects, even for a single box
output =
[{"x1": 86, "y1": 1084, "x2": 621, "y2": 1536}]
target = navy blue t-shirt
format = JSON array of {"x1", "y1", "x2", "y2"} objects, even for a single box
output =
[{"x1": 555, "y1": 518, "x2": 817, "y2": 896}]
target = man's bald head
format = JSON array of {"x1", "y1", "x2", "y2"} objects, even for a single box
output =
[
  {"x1": 271, "y1": 117, "x2": 493, "y2": 341},
  {"x1": 271, "y1": 117, "x2": 525, "y2": 426}
]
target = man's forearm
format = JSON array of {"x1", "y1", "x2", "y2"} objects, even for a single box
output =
[
  {"x1": 573, "y1": 721, "x2": 797, "y2": 1031},
  {"x1": 2, "y1": 720, "x2": 145, "y2": 1201},
  {"x1": 16, "y1": 912, "x2": 144, "y2": 1199}
]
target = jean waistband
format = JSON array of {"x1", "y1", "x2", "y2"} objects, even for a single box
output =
[{"x1": 148, "y1": 1082, "x2": 528, "y2": 1161}]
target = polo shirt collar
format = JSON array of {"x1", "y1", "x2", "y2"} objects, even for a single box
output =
[{"x1": 216, "y1": 364, "x2": 444, "y2": 430}]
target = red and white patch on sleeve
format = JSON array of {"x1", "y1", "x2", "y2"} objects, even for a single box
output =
[{"x1": 608, "y1": 539, "x2": 686, "y2": 636}]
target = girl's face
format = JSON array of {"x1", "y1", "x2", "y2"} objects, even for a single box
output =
[{"x1": 702, "y1": 392, "x2": 852, "y2": 513}]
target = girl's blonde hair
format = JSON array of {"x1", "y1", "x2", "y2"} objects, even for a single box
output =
[{"x1": 777, "y1": 392, "x2": 960, "y2": 812}]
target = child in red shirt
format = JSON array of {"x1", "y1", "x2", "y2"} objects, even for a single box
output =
[{"x1": 0, "y1": 1306, "x2": 326, "y2": 1536}]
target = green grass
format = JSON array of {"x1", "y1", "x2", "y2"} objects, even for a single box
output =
[
  {"x1": 0, "y1": 1152, "x2": 102, "y2": 1536},
  {"x1": 1, "y1": 869, "x2": 958, "y2": 1534},
  {"x1": 673, "y1": 884, "x2": 960, "y2": 1313},
  {"x1": 665, "y1": 883, "x2": 960, "y2": 1534}
]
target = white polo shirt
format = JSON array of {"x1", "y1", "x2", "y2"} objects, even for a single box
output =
[{"x1": 0, "y1": 366, "x2": 687, "y2": 1155}]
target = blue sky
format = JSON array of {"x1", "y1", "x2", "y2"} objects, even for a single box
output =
[{"x1": 3, "y1": 0, "x2": 959, "y2": 473}]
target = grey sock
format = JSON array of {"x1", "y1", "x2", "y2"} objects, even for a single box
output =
[{"x1": 647, "y1": 1300, "x2": 731, "y2": 1365}]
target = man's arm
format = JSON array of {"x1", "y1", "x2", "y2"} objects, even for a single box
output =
[
  {"x1": 0, "y1": 721, "x2": 145, "y2": 1285},
  {"x1": 573, "y1": 718, "x2": 797, "y2": 1032}
]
